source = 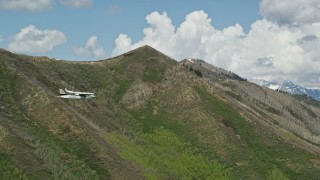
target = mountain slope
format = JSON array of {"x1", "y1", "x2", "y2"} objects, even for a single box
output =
[{"x1": 1, "y1": 47, "x2": 320, "y2": 179}]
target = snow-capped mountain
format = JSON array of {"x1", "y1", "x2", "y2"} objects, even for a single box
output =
[
  {"x1": 250, "y1": 79, "x2": 320, "y2": 101},
  {"x1": 250, "y1": 79, "x2": 280, "y2": 90}
]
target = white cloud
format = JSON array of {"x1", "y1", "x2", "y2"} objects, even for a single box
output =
[
  {"x1": 260, "y1": 0, "x2": 320, "y2": 25},
  {"x1": 112, "y1": 9, "x2": 320, "y2": 88},
  {"x1": 8, "y1": 25, "x2": 66, "y2": 53},
  {"x1": 111, "y1": 34, "x2": 132, "y2": 56},
  {"x1": 0, "y1": 0, "x2": 53, "y2": 12},
  {"x1": 74, "y1": 36, "x2": 106, "y2": 59},
  {"x1": 59, "y1": 0, "x2": 92, "y2": 8},
  {"x1": 112, "y1": 11, "x2": 175, "y2": 56}
]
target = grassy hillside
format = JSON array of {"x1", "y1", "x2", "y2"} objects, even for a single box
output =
[{"x1": 0, "y1": 46, "x2": 320, "y2": 179}]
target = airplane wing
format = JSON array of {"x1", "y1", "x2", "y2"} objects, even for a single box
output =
[{"x1": 65, "y1": 88, "x2": 94, "y2": 96}]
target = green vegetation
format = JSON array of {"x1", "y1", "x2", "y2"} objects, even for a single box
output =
[
  {"x1": 194, "y1": 86, "x2": 320, "y2": 179},
  {"x1": 194, "y1": 86, "x2": 242, "y2": 121},
  {"x1": 28, "y1": 107, "x2": 111, "y2": 179},
  {"x1": 127, "y1": 102, "x2": 199, "y2": 147},
  {"x1": 266, "y1": 168, "x2": 289, "y2": 180},
  {"x1": 106, "y1": 128, "x2": 233, "y2": 179},
  {"x1": 143, "y1": 66, "x2": 163, "y2": 82},
  {"x1": 114, "y1": 79, "x2": 133, "y2": 102},
  {"x1": 189, "y1": 66, "x2": 203, "y2": 77},
  {"x1": 0, "y1": 60, "x2": 17, "y2": 105},
  {"x1": 34, "y1": 140, "x2": 100, "y2": 180},
  {"x1": 0, "y1": 154, "x2": 28, "y2": 180}
]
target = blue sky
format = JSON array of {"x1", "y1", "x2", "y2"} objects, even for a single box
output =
[
  {"x1": 0, "y1": 0, "x2": 260, "y2": 60},
  {"x1": 0, "y1": 0, "x2": 320, "y2": 88}
]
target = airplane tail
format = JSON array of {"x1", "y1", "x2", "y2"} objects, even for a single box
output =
[
  {"x1": 65, "y1": 88, "x2": 72, "y2": 93},
  {"x1": 59, "y1": 89, "x2": 66, "y2": 95}
]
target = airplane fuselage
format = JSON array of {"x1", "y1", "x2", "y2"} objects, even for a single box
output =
[
  {"x1": 58, "y1": 88, "x2": 95, "y2": 100},
  {"x1": 59, "y1": 94, "x2": 95, "y2": 99}
]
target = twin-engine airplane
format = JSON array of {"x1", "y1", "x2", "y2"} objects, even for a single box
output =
[{"x1": 58, "y1": 88, "x2": 95, "y2": 99}]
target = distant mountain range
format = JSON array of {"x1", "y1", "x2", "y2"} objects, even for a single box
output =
[{"x1": 250, "y1": 79, "x2": 320, "y2": 101}]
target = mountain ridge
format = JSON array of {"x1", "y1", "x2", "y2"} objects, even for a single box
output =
[{"x1": 1, "y1": 47, "x2": 320, "y2": 179}]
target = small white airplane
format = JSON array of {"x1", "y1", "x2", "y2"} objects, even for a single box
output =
[{"x1": 58, "y1": 88, "x2": 95, "y2": 99}]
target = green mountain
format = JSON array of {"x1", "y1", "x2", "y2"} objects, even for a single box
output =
[{"x1": 0, "y1": 46, "x2": 319, "y2": 179}]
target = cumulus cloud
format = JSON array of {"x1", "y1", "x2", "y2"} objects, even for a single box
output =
[
  {"x1": 59, "y1": 0, "x2": 92, "y2": 8},
  {"x1": 260, "y1": 0, "x2": 320, "y2": 25},
  {"x1": 112, "y1": 34, "x2": 132, "y2": 56},
  {"x1": 74, "y1": 36, "x2": 106, "y2": 59},
  {"x1": 8, "y1": 25, "x2": 66, "y2": 53},
  {"x1": 0, "y1": 0, "x2": 53, "y2": 12},
  {"x1": 112, "y1": 7, "x2": 320, "y2": 88},
  {"x1": 112, "y1": 11, "x2": 175, "y2": 56}
]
